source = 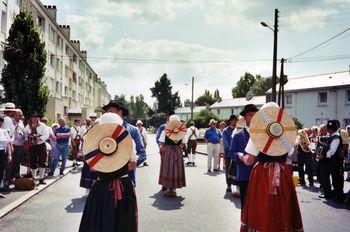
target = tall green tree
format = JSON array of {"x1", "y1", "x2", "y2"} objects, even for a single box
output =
[
  {"x1": 250, "y1": 76, "x2": 272, "y2": 96},
  {"x1": 2, "y1": 11, "x2": 49, "y2": 118},
  {"x1": 195, "y1": 90, "x2": 215, "y2": 106},
  {"x1": 213, "y1": 89, "x2": 222, "y2": 102},
  {"x1": 231, "y1": 72, "x2": 256, "y2": 98},
  {"x1": 150, "y1": 73, "x2": 181, "y2": 113},
  {"x1": 184, "y1": 99, "x2": 192, "y2": 107}
]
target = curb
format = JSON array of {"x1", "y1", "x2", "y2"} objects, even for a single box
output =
[{"x1": 0, "y1": 163, "x2": 82, "y2": 219}]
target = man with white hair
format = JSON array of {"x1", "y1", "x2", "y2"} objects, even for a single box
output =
[
  {"x1": 49, "y1": 118, "x2": 71, "y2": 176},
  {"x1": 136, "y1": 119, "x2": 148, "y2": 166}
]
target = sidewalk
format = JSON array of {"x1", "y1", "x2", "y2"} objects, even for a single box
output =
[
  {"x1": 0, "y1": 159, "x2": 81, "y2": 218},
  {"x1": 196, "y1": 142, "x2": 207, "y2": 155}
]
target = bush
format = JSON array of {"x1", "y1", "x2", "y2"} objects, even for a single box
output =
[{"x1": 192, "y1": 109, "x2": 219, "y2": 128}]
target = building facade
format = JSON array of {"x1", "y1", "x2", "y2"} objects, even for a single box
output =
[
  {"x1": 175, "y1": 106, "x2": 207, "y2": 122},
  {"x1": 266, "y1": 72, "x2": 350, "y2": 128},
  {"x1": 209, "y1": 96, "x2": 266, "y2": 119}
]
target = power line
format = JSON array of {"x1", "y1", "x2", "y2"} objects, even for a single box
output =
[{"x1": 288, "y1": 27, "x2": 350, "y2": 60}]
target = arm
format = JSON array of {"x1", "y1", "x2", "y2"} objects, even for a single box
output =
[
  {"x1": 326, "y1": 138, "x2": 340, "y2": 158},
  {"x1": 131, "y1": 127, "x2": 146, "y2": 166},
  {"x1": 230, "y1": 134, "x2": 242, "y2": 163},
  {"x1": 204, "y1": 129, "x2": 209, "y2": 143},
  {"x1": 156, "y1": 125, "x2": 164, "y2": 145},
  {"x1": 39, "y1": 125, "x2": 49, "y2": 142}
]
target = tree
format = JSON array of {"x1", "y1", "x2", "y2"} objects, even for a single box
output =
[
  {"x1": 195, "y1": 90, "x2": 215, "y2": 106},
  {"x1": 231, "y1": 72, "x2": 256, "y2": 98},
  {"x1": 250, "y1": 76, "x2": 272, "y2": 96},
  {"x1": 2, "y1": 11, "x2": 49, "y2": 118},
  {"x1": 193, "y1": 109, "x2": 219, "y2": 128},
  {"x1": 184, "y1": 99, "x2": 192, "y2": 107},
  {"x1": 213, "y1": 89, "x2": 222, "y2": 102},
  {"x1": 150, "y1": 73, "x2": 181, "y2": 113},
  {"x1": 113, "y1": 94, "x2": 149, "y2": 120}
]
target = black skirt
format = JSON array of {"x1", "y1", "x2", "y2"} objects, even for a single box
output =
[
  {"x1": 79, "y1": 176, "x2": 138, "y2": 232},
  {"x1": 80, "y1": 162, "x2": 98, "y2": 189}
]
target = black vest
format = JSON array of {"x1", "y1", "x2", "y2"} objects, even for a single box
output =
[{"x1": 165, "y1": 136, "x2": 182, "y2": 146}]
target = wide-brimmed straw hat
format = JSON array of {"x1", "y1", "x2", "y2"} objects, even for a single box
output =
[
  {"x1": 249, "y1": 105, "x2": 296, "y2": 157},
  {"x1": 82, "y1": 122, "x2": 133, "y2": 173},
  {"x1": 4, "y1": 102, "x2": 16, "y2": 112},
  {"x1": 208, "y1": 119, "x2": 217, "y2": 125},
  {"x1": 165, "y1": 115, "x2": 186, "y2": 141}
]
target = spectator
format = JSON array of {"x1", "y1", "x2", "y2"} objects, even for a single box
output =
[
  {"x1": 49, "y1": 118, "x2": 71, "y2": 176},
  {"x1": 218, "y1": 121, "x2": 227, "y2": 170},
  {"x1": 136, "y1": 120, "x2": 148, "y2": 166},
  {"x1": 10, "y1": 109, "x2": 25, "y2": 180},
  {"x1": 0, "y1": 116, "x2": 12, "y2": 194},
  {"x1": 204, "y1": 119, "x2": 222, "y2": 172},
  {"x1": 71, "y1": 119, "x2": 81, "y2": 167},
  {"x1": 186, "y1": 121, "x2": 199, "y2": 166}
]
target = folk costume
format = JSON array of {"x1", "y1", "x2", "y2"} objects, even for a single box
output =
[
  {"x1": 158, "y1": 115, "x2": 186, "y2": 197},
  {"x1": 24, "y1": 115, "x2": 49, "y2": 184},
  {"x1": 79, "y1": 113, "x2": 137, "y2": 232},
  {"x1": 70, "y1": 123, "x2": 81, "y2": 166},
  {"x1": 186, "y1": 124, "x2": 199, "y2": 165},
  {"x1": 241, "y1": 103, "x2": 303, "y2": 232}
]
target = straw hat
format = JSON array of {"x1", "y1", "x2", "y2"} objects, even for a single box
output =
[
  {"x1": 208, "y1": 119, "x2": 217, "y2": 125},
  {"x1": 165, "y1": 115, "x2": 186, "y2": 142},
  {"x1": 249, "y1": 105, "x2": 296, "y2": 157},
  {"x1": 136, "y1": 120, "x2": 143, "y2": 125},
  {"x1": 82, "y1": 122, "x2": 133, "y2": 173},
  {"x1": 236, "y1": 116, "x2": 246, "y2": 129}
]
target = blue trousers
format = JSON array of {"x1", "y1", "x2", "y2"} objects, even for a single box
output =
[{"x1": 51, "y1": 143, "x2": 69, "y2": 173}]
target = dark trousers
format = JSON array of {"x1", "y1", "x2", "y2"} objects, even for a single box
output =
[
  {"x1": 10, "y1": 145, "x2": 24, "y2": 179},
  {"x1": 238, "y1": 180, "x2": 249, "y2": 209},
  {"x1": 224, "y1": 158, "x2": 232, "y2": 187},
  {"x1": 332, "y1": 158, "x2": 344, "y2": 199},
  {"x1": 322, "y1": 157, "x2": 336, "y2": 197},
  {"x1": 0, "y1": 150, "x2": 7, "y2": 182},
  {"x1": 297, "y1": 152, "x2": 313, "y2": 185}
]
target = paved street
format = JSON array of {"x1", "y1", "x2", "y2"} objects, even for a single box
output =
[{"x1": 0, "y1": 134, "x2": 350, "y2": 232}]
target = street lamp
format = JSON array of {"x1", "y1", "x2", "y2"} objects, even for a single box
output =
[{"x1": 261, "y1": 9, "x2": 279, "y2": 103}]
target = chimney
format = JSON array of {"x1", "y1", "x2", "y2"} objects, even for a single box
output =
[
  {"x1": 59, "y1": 25, "x2": 70, "y2": 38},
  {"x1": 44, "y1": 5, "x2": 57, "y2": 21},
  {"x1": 71, "y1": 40, "x2": 80, "y2": 51},
  {"x1": 81, "y1": 50, "x2": 87, "y2": 61}
]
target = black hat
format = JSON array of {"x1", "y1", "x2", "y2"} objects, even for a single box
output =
[
  {"x1": 102, "y1": 100, "x2": 129, "y2": 116},
  {"x1": 229, "y1": 114, "x2": 238, "y2": 121},
  {"x1": 240, "y1": 104, "x2": 259, "y2": 116},
  {"x1": 326, "y1": 120, "x2": 337, "y2": 131},
  {"x1": 166, "y1": 110, "x2": 175, "y2": 116},
  {"x1": 30, "y1": 113, "x2": 39, "y2": 118}
]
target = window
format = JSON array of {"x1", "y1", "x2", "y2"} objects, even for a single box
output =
[
  {"x1": 55, "y1": 81, "x2": 60, "y2": 95},
  {"x1": 37, "y1": 16, "x2": 45, "y2": 32},
  {"x1": 49, "y1": 25, "x2": 56, "y2": 42},
  {"x1": 50, "y1": 53, "x2": 55, "y2": 67},
  {"x1": 217, "y1": 109, "x2": 220, "y2": 115},
  {"x1": 63, "y1": 106, "x2": 68, "y2": 116},
  {"x1": 64, "y1": 86, "x2": 68, "y2": 96},
  {"x1": 1, "y1": 11, "x2": 7, "y2": 33},
  {"x1": 16, "y1": 0, "x2": 22, "y2": 6},
  {"x1": 318, "y1": 92, "x2": 327, "y2": 105},
  {"x1": 346, "y1": 90, "x2": 350, "y2": 104},
  {"x1": 285, "y1": 95, "x2": 292, "y2": 105}
]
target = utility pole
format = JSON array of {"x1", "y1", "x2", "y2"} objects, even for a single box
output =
[
  {"x1": 278, "y1": 58, "x2": 286, "y2": 108},
  {"x1": 190, "y1": 76, "x2": 194, "y2": 121},
  {"x1": 272, "y1": 9, "x2": 279, "y2": 103}
]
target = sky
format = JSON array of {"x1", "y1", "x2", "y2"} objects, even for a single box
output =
[{"x1": 42, "y1": 0, "x2": 350, "y2": 105}]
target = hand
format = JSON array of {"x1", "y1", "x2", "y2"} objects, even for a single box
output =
[
  {"x1": 36, "y1": 137, "x2": 40, "y2": 144},
  {"x1": 7, "y1": 155, "x2": 12, "y2": 163},
  {"x1": 128, "y1": 161, "x2": 136, "y2": 171},
  {"x1": 238, "y1": 153, "x2": 245, "y2": 162},
  {"x1": 318, "y1": 154, "x2": 324, "y2": 160}
]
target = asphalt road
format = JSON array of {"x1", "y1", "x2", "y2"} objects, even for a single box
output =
[{"x1": 0, "y1": 133, "x2": 350, "y2": 232}]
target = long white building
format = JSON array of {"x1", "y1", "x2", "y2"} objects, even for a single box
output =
[{"x1": 266, "y1": 71, "x2": 350, "y2": 128}]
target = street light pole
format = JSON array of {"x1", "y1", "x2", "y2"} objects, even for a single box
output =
[
  {"x1": 272, "y1": 9, "x2": 279, "y2": 103},
  {"x1": 191, "y1": 76, "x2": 194, "y2": 121}
]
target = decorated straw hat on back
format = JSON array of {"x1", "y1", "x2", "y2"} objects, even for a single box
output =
[
  {"x1": 82, "y1": 113, "x2": 133, "y2": 173},
  {"x1": 249, "y1": 102, "x2": 296, "y2": 157},
  {"x1": 165, "y1": 115, "x2": 186, "y2": 142}
]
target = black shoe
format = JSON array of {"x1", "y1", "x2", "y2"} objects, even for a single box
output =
[
  {"x1": 0, "y1": 185, "x2": 12, "y2": 192},
  {"x1": 213, "y1": 169, "x2": 219, "y2": 172},
  {"x1": 161, "y1": 187, "x2": 167, "y2": 192},
  {"x1": 48, "y1": 171, "x2": 54, "y2": 177},
  {"x1": 59, "y1": 171, "x2": 64, "y2": 175},
  {"x1": 143, "y1": 162, "x2": 149, "y2": 166},
  {"x1": 226, "y1": 188, "x2": 232, "y2": 193},
  {"x1": 72, "y1": 163, "x2": 77, "y2": 167},
  {"x1": 186, "y1": 162, "x2": 191, "y2": 166},
  {"x1": 39, "y1": 179, "x2": 46, "y2": 185},
  {"x1": 319, "y1": 194, "x2": 332, "y2": 199}
]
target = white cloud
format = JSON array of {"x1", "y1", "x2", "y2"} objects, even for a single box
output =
[
  {"x1": 65, "y1": 15, "x2": 112, "y2": 50},
  {"x1": 283, "y1": 9, "x2": 337, "y2": 32}
]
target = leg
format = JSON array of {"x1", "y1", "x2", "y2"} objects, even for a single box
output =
[
  {"x1": 305, "y1": 154, "x2": 314, "y2": 186},
  {"x1": 207, "y1": 144, "x2": 213, "y2": 171},
  {"x1": 224, "y1": 158, "x2": 231, "y2": 190},
  {"x1": 297, "y1": 153, "x2": 305, "y2": 185},
  {"x1": 239, "y1": 181, "x2": 249, "y2": 209},
  {"x1": 50, "y1": 144, "x2": 61, "y2": 174},
  {"x1": 60, "y1": 144, "x2": 69, "y2": 173},
  {"x1": 321, "y1": 159, "x2": 334, "y2": 198},
  {"x1": 192, "y1": 141, "x2": 197, "y2": 164}
]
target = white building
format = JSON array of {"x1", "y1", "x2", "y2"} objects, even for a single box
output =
[
  {"x1": 0, "y1": 0, "x2": 21, "y2": 102},
  {"x1": 209, "y1": 96, "x2": 266, "y2": 119},
  {"x1": 266, "y1": 71, "x2": 350, "y2": 128},
  {"x1": 175, "y1": 106, "x2": 207, "y2": 122}
]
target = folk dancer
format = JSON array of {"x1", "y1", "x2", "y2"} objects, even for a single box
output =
[
  {"x1": 240, "y1": 102, "x2": 303, "y2": 232},
  {"x1": 156, "y1": 110, "x2": 175, "y2": 191},
  {"x1": 315, "y1": 124, "x2": 329, "y2": 192},
  {"x1": 222, "y1": 115, "x2": 240, "y2": 196},
  {"x1": 136, "y1": 120, "x2": 148, "y2": 166},
  {"x1": 79, "y1": 113, "x2": 138, "y2": 232},
  {"x1": 204, "y1": 119, "x2": 222, "y2": 172},
  {"x1": 24, "y1": 113, "x2": 49, "y2": 185},
  {"x1": 186, "y1": 121, "x2": 199, "y2": 166},
  {"x1": 102, "y1": 100, "x2": 145, "y2": 185},
  {"x1": 71, "y1": 119, "x2": 81, "y2": 167},
  {"x1": 0, "y1": 116, "x2": 13, "y2": 194},
  {"x1": 296, "y1": 129, "x2": 314, "y2": 187},
  {"x1": 230, "y1": 104, "x2": 258, "y2": 208},
  {"x1": 158, "y1": 115, "x2": 186, "y2": 197}
]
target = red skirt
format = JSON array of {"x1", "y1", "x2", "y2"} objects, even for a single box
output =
[{"x1": 241, "y1": 162, "x2": 303, "y2": 232}]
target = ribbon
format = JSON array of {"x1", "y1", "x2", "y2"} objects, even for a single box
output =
[
  {"x1": 264, "y1": 162, "x2": 285, "y2": 195},
  {"x1": 109, "y1": 178, "x2": 124, "y2": 207},
  {"x1": 165, "y1": 123, "x2": 186, "y2": 137}
]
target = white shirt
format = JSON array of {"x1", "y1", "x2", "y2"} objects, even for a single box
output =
[
  {"x1": 326, "y1": 132, "x2": 340, "y2": 158},
  {"x1": 24, "y1": 122, "x2": 49, "y2": 145},
  {"x1": 79, "y1": 125, "x2": 91, "y2": 138},
  {"x1": 13, "y1": 120, "x2": 25, "y2": 146},
  {"x1": 71, "y1": 125, "x2": 80, "y2": 140},
  {"x1": 186, "y1": 126, "x2": 199, "y2": 141},
  {"x1": 137, "y1": 126, "x2": 148, "y2": 144},
  {"x1": 47, "y1": 126, "x2": 54, "y2": 138},
  {"x1": 0, "y1": 128, "x2": 10, "y2": 151},
  {"x1": 2, "y1": 116, "x2": 15, "y2": 138}
]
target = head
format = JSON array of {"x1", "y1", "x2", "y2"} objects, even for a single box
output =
[
  {"x1": 326, "y1": 120, "x2": 337, "y2": 134},
  {"x1": 311, "y1": 126, "x2": 318, "y2": 136},
  {"x1": 51, "y1": 123, "x2": 59, "y2": 133},
  {"x1": 102, "y1": 100, "x2": 129, "y2": 119},
  {"x1": 229, "y1": 114, "x2": 238, "y2": 128},
  {"x1": 136, "y1": 120, "x2": 143, "y2": 129},
  {"x1": 30, "y1": 113, "x2": 39, "y2": 124},
  {"x1": 41, "y1": 117, "x2": 48, "y2": 125},
  {"x1": 240, "y1": 104, "x2": 259, "y2": 127},
  {"x1": 219, "y1": 121, "x2": 226, "y2": 130},
  {"x1": 85, "y1": 118, "x2": 92, "y2": 126},
  {"x1": 166, "y1": 110, "x2": 175, "y2": 122},
  {"x1": 14, "y1": 109, "x2": 23, "y2": 122},
  {"x1": 4, "y1": 102, "x2": 16, "y2": 117},
  {"x1": 58, "y1": 118, "x2": 66, "y2": 127},
  {"x1": 209, "y1": 119, "x2": 217, "y2": 129},
  {"x1": 189, "y1": 121, "x2": 195, "y2": 127},
  {"x1": 106, "y1": 106, "x2": 123, "y2": 118},
  {"x1": 319, "y1": 124, "x2": 327, "y2": 136},
  {"x1": 74, "y1": 119, "x2": 80, "y2": 126},
  {"x1": 347, "y1": 125, "x2": 350, "y2": 134}
]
